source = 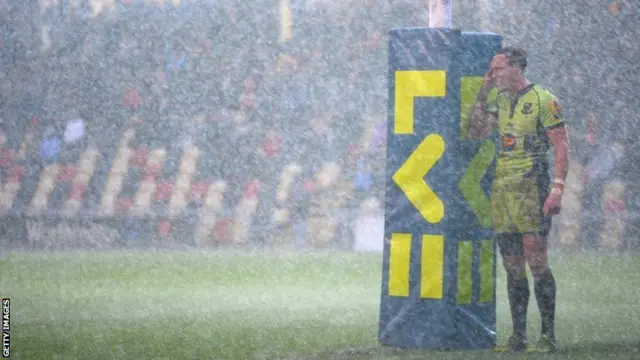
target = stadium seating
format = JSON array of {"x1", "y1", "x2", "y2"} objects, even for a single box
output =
[{"x1": 0, "y1": 115, "x2": 362, "y2": 248}]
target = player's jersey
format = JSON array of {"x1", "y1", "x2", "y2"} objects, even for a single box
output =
[{"x1": 486, "y1": 84, "x2": 565, "y2": 183}]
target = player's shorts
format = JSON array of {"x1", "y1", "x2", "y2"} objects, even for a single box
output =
[{"x1": 491, "y1": 175, "x2": 552, "y2": 237}]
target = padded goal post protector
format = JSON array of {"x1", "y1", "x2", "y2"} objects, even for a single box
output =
[{"x1": 379, "y1": 28, "x2": 502, "y2": 350}]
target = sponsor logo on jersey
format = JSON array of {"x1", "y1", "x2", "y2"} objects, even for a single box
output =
[{"x1": 502, "y1": 133, "x2": 517, "y2": 152}]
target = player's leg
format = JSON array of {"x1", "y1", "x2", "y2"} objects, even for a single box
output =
[
  {"x1": 492, "y1": 182, "x2": 529, "y2": 351},
  {"x1": 524, "y1": 222, "x2": 557, "y2": 352},
  {"x1": 520, "y1": 169, "x2": 557, "y2": 352},
  {"x1": 496, "y1": 233, "x2": 529, "y2": 351}
]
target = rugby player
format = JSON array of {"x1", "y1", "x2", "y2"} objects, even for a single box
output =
[{"x1": 469, "y1": 46, "x2": 570, "y2": 353}]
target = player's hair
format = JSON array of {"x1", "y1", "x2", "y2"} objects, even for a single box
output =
[{"x1": 497, "y1": 46, "x2": 528, "y2": 72}]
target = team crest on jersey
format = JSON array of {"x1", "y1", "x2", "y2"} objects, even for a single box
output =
[
  {"x1": 521, "y1": 103, "x2": 533, "y2": 115},
  {"x1": 502, "y1": 133, "x2": 517, "y2": 152}
]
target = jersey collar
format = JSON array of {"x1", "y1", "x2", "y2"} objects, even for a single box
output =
[
  {"x1": 501, "y1": 83, "x2": 536, "y2": 100},
  {"x1": 517, "y1": 83, "x2": 536, "y2": 96}
]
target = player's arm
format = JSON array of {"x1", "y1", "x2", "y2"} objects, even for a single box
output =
[
  {"x1": 542, "y1": 96, "x2": 569, "y2": 215},
  {"x1": 548, "y1": 126, "x2": 569, "y2": 190},
  {"x1": 544, "y1": 98, "x2": 569, "y2": 192},
  {"x1": 468, "y1": 72, "x2": 498, "y2": 139}
]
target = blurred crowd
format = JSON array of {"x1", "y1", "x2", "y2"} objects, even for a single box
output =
[{"x1": 0, "y1": 0, "x2": 638, "y2": 249}]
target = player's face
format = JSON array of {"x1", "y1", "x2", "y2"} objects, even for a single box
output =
[{"x1": 490, "y1": 54, "x2": 521, "y2": 92}]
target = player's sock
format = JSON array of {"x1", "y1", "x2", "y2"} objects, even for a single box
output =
[
  {"x1": 507, "y1": 273, "x2": 529, "y2": 337},
  {"x1": 534, "y1": 269, "x2": 556, "y2": 338}
]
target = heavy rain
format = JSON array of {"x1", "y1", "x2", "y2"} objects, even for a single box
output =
[{"x1": 0, "y1": 0, "x2": 638, "y2": 359}]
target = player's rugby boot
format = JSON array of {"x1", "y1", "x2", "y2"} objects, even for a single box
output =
[
  {"x1": 528, "y1": 334, "x2": 557, "y2": 353},
  {"x1": 494, "y1": 334, "x2": 528, "y2": 352}
]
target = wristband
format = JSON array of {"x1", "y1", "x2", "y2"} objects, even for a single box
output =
[
  {"x1": 553, "y1": 178, "x2": 565, "y2": 186},
  {"x1": 550, "y1": 187, "x2": 563, "y2": 196}
]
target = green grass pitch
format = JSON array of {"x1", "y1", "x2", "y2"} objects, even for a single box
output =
[{"x1": 2, "y1": 249, "x2": 639, "y2": 359}]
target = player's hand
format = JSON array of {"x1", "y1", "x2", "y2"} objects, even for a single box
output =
[
  {"x1": 542, "y1": 188, "x2": 562, "y2": 216},
  {"x1": 483, "y1": 68, "x2": 496, "y2": 89}
]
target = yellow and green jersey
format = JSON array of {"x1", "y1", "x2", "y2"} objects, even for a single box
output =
[{"x1": 486, "y1": 84, "x2": 565, "y2": 183}]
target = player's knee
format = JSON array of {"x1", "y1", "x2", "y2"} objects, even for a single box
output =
[
  {"x1": 497, "y1": 233, "x2": 527, "y2": 277},
  {"x1": 528, "y1": 260, "x2": 551, "y2": 278},
  {"x1": 523, "y1": 233, "x2": 550, "y2": 277},
  {"x1": 503, "y1": 256, "x2": 526, "y2": 278}
]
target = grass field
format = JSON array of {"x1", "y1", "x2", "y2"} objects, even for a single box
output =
[{"x1": 2, "y1": 249, "x2": 640, "y2": 359}]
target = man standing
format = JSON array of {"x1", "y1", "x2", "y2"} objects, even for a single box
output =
[{"x1": 469, "y1": 46, "x2": 570, "y2": 353}]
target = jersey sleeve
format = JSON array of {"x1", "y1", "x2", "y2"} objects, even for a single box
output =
[
  {"x1": 540, "y1": 91, "x2": 565, "y2": 130},
  {"x1": 485, "y1": 88, "x2": 498, "y2": 114}
]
